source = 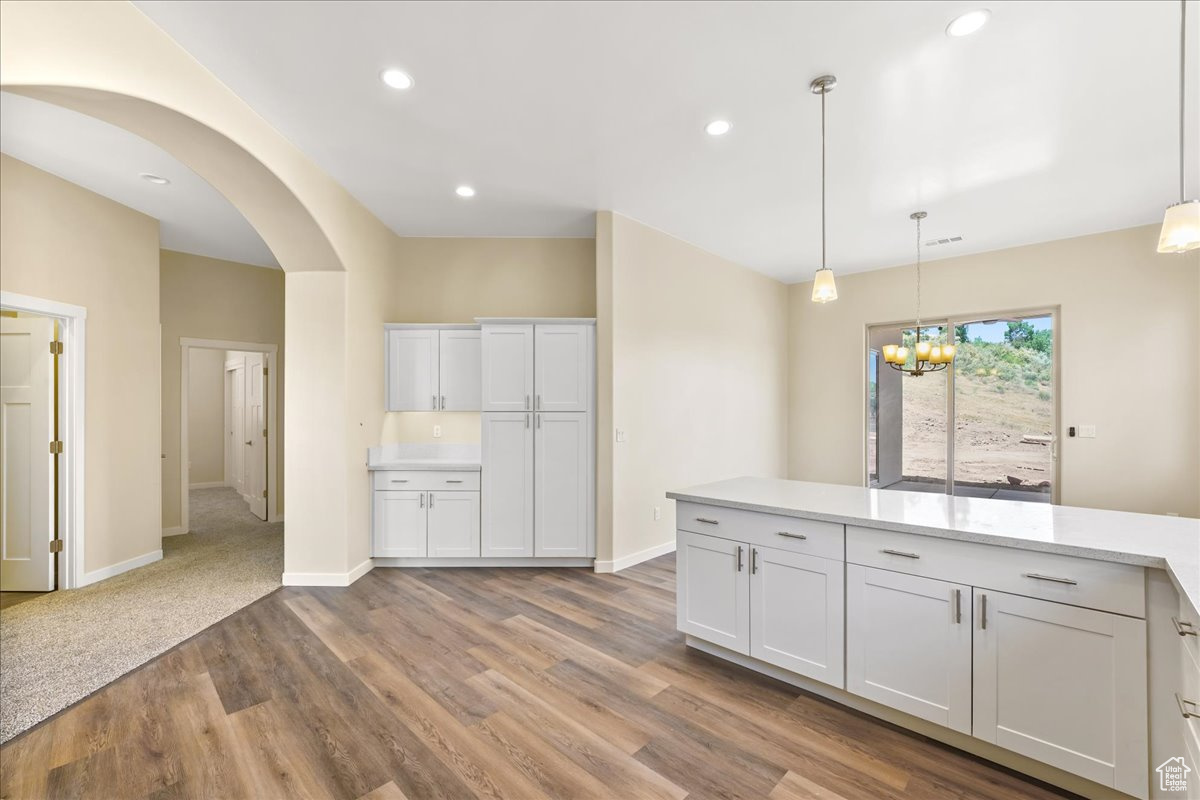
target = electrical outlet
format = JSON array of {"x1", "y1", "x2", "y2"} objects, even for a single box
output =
[
  {"x1": 1078, "y1": 425, "x2": 1096, "y2": 439},
  {"x1": 653, "y1": 506, "x2": 661, "y2": 521},
  {"x1": 433, "y1": 425, "x2": 442, "y2": 438}
]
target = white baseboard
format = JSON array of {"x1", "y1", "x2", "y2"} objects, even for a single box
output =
[
  {"x1": 282, "y1": 558, "x2": 374, "y2": 587},
  {"x1": 374, "y1": 557, "x2": 594, "y2": 568},
  {"x1": 188, "y1": 481, "x2": 227, "y2": 490},
  {"x1": 79, "y1": 549, "x2": 163, "y2": 587},
  {"x1": 162, "y1": 526, "x2": 187, "y2": 537},
  {"x1": 594, "y1": 540, "x2": 676, "y2": 573}
]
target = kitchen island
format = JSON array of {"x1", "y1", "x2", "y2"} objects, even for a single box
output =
[{"x1": 666, "y1": 477, "x2": 1200, "y2": 800}]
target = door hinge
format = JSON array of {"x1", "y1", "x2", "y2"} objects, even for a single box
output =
[
  {"x1": 49, "y1": 341, "x2": 63, "y2": 355},
  {"x1": 262, "y1": 428, "x2": 268, "y2": 438},
  {"x1": 262, "y1": 489, "x2": 267, "y2": 499},
  {"x1": 50, "y1": 539, "x2": 63, "y2": 554},
  {"x1": 50, "y1": 440, "x2": 63, "y2": 454},
  {"x1": 263, "y1": 367, "x2": 268, "y2": 376}
]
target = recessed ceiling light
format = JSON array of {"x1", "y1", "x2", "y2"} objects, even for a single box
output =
[
  {"x1": 380, "y1": 68, "x2": 414, "y2": 90},
  {"x1": 705, "y1": 119, "x2": 733, "y2": 136},
  {"x1": 139, "y1": 173, "x2": 170, "y2": 185},
  {"x1": 455, "y1": 185, "x2": 476, "y2": 198},
  {"x1": 946, "y1": 9, "x2": 991, "y2": 37}
]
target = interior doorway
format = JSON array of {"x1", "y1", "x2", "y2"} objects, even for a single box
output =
[{"x1": 179, "y1": 338, "x2": 279, "y2": 532}]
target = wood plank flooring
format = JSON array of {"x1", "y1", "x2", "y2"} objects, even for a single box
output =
[{"x1": 0, "y1": 556, "x2": 1077, "y2": 799}]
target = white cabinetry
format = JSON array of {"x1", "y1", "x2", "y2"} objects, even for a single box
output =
[
  {"x1": 373, "y1": 490, "x2": 428, "y2": 557},
  {"x1": 677, "y1": 530, "x2": 750, "y2": 653},
  {"x1": 481, "y1": 324, "x2": 534, "y2": 412},
  {"x1": 481, "y1": 412, "x2": 534, "y2": 556},
  {"x1": 371, "y1": 471, "x2": 480, "y2": 559},
  {"x1": 973, "y1": 588, "x2": 1147, "y2": 796},
  {"x1": 846, "y1": 565, "x2": 972, "y2": 733},
  {"x1": 385, "y1": 325, "x2": 481, "y2": 411},
  {"x1": 428, "y1": 490, "x2": 481, "y2": 557},
  {"x1": 534, "y1": 324, "x2": 591, "y2": 412},
  {"x1": 534, "y1": 412, "x2": 591, "y2": 557}
]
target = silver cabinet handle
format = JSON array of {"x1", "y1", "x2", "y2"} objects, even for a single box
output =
[
  {"x1": 419, "y1": 492, "x2": 424, "y2": 508},
  {"x1": 882, "y1": 549, "x2": 920, "y2": 559},
  {"x1": 445, "y1": 479, "x2": 464, "y2": 484},
  {"x1": 736, "y1": 545, "x2": 743, "y2": 572},
  {"x1": 776, "y1": 531, "x2": 807, "y2": 540},
  {"x1": 536, "y1": 394, "x2": 541, "y2": 409},
  {"x1": 429, "y1": 493, "x2": 435, "y2": 508},
  {"x1": 953, "y1": 588, "x2": 962, "y2": 624},
  {"x1": 390, "y1": 479, "x2": 409, "y2": 483},
  {"x1": 1022, "y1": 572, "x2": 1077, "y2": 586},
  {"x1": 1173, "y1": 617, "x2": 1199, "y2": 637},
  {"x1": 525, "y1": 394, "x2": 530, "y2": 410},
  {"x1": 440, "y1": 395, "x2": 445, "y2": 409},
  {"x1": 537, "y1": 413, "x2": 541, "y2": 429},
  {"x1": 695, "y1": 517, "x2": 719, "y2": 525},
  {"x1": 751, "y1": 548, "x2": 759, "y2": 574},
  {"x1": 1177, "y1": 693, "x2": 1199, "y2": 719},
  {"x1": 432, "y1": 394, "x2": 437, "y2": 410},
  {"x1": 525, "y1": 413, "x2": 530, "y2": 429},
  {"x1": 980, "y1": 594, "x2": 988, "y2": 630}
]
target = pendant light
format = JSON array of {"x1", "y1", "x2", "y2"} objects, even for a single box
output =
[
  {"x1": 810, "y1": 75, "x2": 839, "y2": 303},
  {"x1": 1158, "y1": 0, "x2": 1200, "y2": 253},
  {"x1": 882, "y1": 212, "x2": 956, "y2": 376}
]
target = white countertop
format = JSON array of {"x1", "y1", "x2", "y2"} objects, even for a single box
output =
[
  {"x1": 367, "y1": 443, "x2": 481, "y2": 471},
  {"x1": 667, "y1": 477, "x2": 1200, "y2": 617}
]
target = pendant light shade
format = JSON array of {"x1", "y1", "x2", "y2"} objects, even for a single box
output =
[
  {"x1": 811, "y1": 268, "x2": 838, "y2": 303},
  {"x1": 1159, "y1": 0, "x2": 1200, "y2": 253},
  {"x1": 1159, "y1": 200, "x2": 1200, "y2": 253}
]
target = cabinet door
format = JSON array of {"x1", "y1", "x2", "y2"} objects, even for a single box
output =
[
  {"x1": 481, "y1": 412, "x2": 534, "y2": 556},
  {"x1": 373, "y1": 490, "x2": 427, "y2": 557},
  {"x1": 973, "y1": 589, "x2": 1147, "y2": 796},
  {"x1": 677, "y1": 530, "x2": 750, "y2": 654},
  {"x1": 846, "y1": 565, "x2": 972, "y2": 734},
  {"x1": 438, "y1": 330, "x2": 481, "y2": 411},
  {"x1": 534, "y1": 324, "x2": 590, "y2": 412},
  {"x1": 481, "y1": 325, "x2": 533, "y2": 412},
  {"x1": 534, "y1": 412, "x2": 591, "y2": 557},
  {"x1": 750, "y1": 546, "x2": 844, "y2": 687},
  {"x1": 428, "y1": 491, "x2": 480, "y2": 557},
  {"x1": 386, "y1": 330, "x2": 439, "y2": 411}
]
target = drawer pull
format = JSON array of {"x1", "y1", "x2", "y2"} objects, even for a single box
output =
[
  {"x1": 419, "y1": 492, "x2": 424, "y2": 508},
  {"x1": 1022, "y1": 572, "x2": 1077, "y2": 586},
  {"x1": 1173, "y1": 617, "x2": 1198, "y2": 637},
  {"x1": 736, "y1": 545, "x2": 744, "y2": 572},
  {"x1": 881, "y1": 548, "x2": 920, "y2": 559},
  {"x1": 751, "y1": 547, "x2": 759, "y2": 574},
  {"x1": 953, "y1": 588, "x2": 962, "y2": 624},
  {"x1": 776, "y1": 531, "x2": 807, "y2": 540},
  {"x1": 695, "y1": 517, "x2": 720, "y2": 525},
  {"x1": 1177, "y1": 693, "x2": 1199, "y2": 719},
  {"x1": 390, "y1": 479, "x2": 409, "y2": 483},
  {"x1": 980, "y1": 594, "x2": 988, "y2": 630},
  {"x1": 445, "y1": 480, "x2": 464, "y2": 484}
]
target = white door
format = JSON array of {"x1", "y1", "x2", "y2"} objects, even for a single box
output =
[
  {"x1": 438, "y1": 329, "x2": 481, "y2": 411},
  {"x1": 534, "y1": 324, "x2": 590, "y2": 412},
  {"x1": 750, "y1": 546, "x2": 844, "y2": 687},
  {"x1": 846, "y1": 565, "x2": 972, "y2": 733},
  {"x1": 228, "y1": 362, "x2": 246, "y2": 495},
  {"x1": 243, "y1": 352, "x2": 267, "y2": 520},
  {"x1": 676, "y1": 530, "x2": 750, "y2": 654},
  {"x1": 481, "y1": 325, "x2": 533, "y2": 412},
  {"x1": 534, "y1": 412, "x2": 590, "y2": 557},
  {"x1": 480, "y1": 412, "x2": 534, "y2": 556},
  {"x1": 0, "y1": 316, "x2": 55, "y2": 592},
  {"x1": 387, "y1": 329, "x2": 439, "y2": 411},
  {"x1": 973, "y1": 589, "x2": 1147, "y2": 796},
  {"x1": 428, "y1": 491, "x2": 480, "y2": 557},
  {"x1": 373, "y1": 490, "x2": 427, "y2": 557}
]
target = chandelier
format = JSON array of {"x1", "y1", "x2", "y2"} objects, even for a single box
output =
[{"x1": 882, "y1": 211, "x2": 956, "y2": 376}]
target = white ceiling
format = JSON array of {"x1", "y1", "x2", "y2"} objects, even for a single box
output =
[{"x1": 0, "y1": 92, "x2": 279, "y2": 268}]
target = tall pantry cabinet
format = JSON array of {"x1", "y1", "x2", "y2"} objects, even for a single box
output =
[{"x1": 480, "y1": 320, "x2": 595, "y2": 558}]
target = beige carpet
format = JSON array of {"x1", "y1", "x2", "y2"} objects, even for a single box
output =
[{"x1": 0, "y1": 487, "x2": 282, "y2": 743}]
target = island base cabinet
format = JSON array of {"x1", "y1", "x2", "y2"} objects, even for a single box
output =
[
  {"x1": 846, "y1": 565, "x2": 972, "y2": 734},
  {"x1": 373, "y1": 490, "x2": 428, "y2": 558},
  {"x1": 972, "y1": 589, "x2": 1147, "y2": 797},
  {"x1": 751, "y1": 546, "x2": 844, "y2": 687},
  {"x1": 677, "y1": 530, "x2": 750, "y2": 654}
]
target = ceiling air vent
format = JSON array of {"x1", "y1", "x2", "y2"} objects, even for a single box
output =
[{"x1": 924, "y1": 235, "x2": 964, "y2": 247}]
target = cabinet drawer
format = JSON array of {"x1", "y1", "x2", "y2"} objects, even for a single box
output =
[
  {"x1": 677, "y1": 502, "x2": 843, "y2": 561},
  {"x1": 846, "y1": 526, "x2": 1144, "y2": 618},
  {"x1": 373, "y1": 470, "x2": 480, "y2": 492}
]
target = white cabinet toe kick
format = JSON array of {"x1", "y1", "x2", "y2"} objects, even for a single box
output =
[{"x1": 671, "y1": 491, "x2": 1200, "y2": 800}]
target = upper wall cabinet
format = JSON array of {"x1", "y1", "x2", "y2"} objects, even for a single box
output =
[
  {"x1": 481, "y1": 324, "x2": 534, "y2": 411},
  {"x1": 385, "y1": 325, "x2": 481, "y2": 412},
  {"x1": 535, "y1": 324, "x2": 591, "y2": 412}
]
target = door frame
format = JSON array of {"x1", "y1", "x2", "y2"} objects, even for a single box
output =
[
  {"x1": 0, "y1": 291, "x2": 87, "y2": 590},
  {"x1": 179, "y1": 338, "x2": 279, "y2": 530},
  {"x1": 863, "y1": 305, "x2": 1060, "y2": 504}
]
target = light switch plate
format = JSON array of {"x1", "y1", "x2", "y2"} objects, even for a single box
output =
[
  {"x1": 615, "y1": 429, "x2": 627, "y2": 442},
  {"x1": 1078, "y1": 425, "x2": 1096, "y2": 438},
  {"x1": 653, "y1": 506, "x2": 661, "y2": 521}
]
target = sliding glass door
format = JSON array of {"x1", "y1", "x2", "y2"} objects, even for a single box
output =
[{"x1": 867, "y1": 310, "x2": 1057, "y2": 504}]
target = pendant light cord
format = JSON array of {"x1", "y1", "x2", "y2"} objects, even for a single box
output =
[
  {"x1": 821, "y1": 88, "x2": 827, "y2": 269},
  {"x1": 914, "y1": 214, "x2": 922, "y2": 333},
  {"x1": 1181, "y1": 0, "x2": 1188, "y2": 202}
]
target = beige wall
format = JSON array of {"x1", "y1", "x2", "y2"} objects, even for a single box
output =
[
  {"x1": 378, "y1": 236, "x2": 596, "y2": 445},
  {"x1": 0, "y1": 154, "x2": 162, "y2": 574},
  {"x1": 789, "y1": 224, "x2": 1200, "y2": 518},
  {"x1": 187, "y1": 347, "x2": 225, "y2": 485},
  {"x1": 598, "y1": 212, "x2": 791, "y2": 565},
  {"x1": 160, "y1": 250, "x2": 285, "y2": 530}
]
